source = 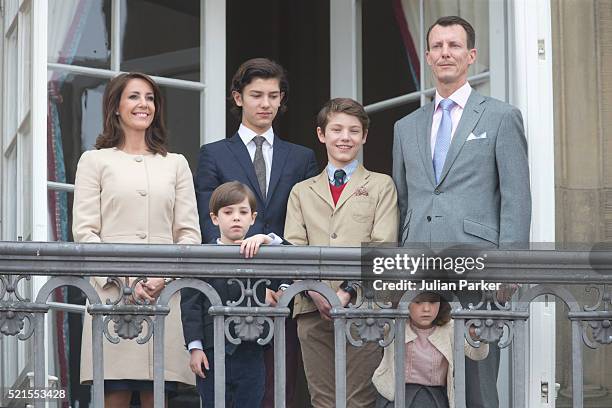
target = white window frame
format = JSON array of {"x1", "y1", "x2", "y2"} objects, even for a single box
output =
[
  {"x1": 46, "y1": 0, "x2": 226, "y2": 193},
  {"x1": 509, "y1": 0, "x2": 556, "y2": 406},
  {"x1": 329, "y1": 1, "x2": 557, "y2": 407},
  {"x1": 6, "y1": 0, "x2": 226, "y2": 394}
]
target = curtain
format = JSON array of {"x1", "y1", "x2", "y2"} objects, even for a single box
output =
[
  {"x1": 47, "y1": 2, "x2": 94, "y2": 405},
  {"x1": 394, "y1": 0, "x2": 491, "y2": 91}
]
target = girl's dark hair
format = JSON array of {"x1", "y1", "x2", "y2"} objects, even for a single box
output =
[
  {"x1": 413, "y1": 292, "x2": 452, "y2": 326},
  {"x1": 95, "y1": 72, "x2": 168, "y2": 156}
]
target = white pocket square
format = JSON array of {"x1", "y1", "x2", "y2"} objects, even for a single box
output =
[{"x1": 467, "y1": 131, "x2": 487, "y2": 141}]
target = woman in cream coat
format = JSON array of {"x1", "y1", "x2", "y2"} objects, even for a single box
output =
[{"x1": 73, "y1": 72, "x2": 201, "y2": 408}]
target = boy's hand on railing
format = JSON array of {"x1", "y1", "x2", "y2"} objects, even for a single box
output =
[
  {"x1": 336, "y1": 289, "x2": 352, "y2": 308},
  {"x1": 266, "y1": 288, "x2": 280, "y2": 306},
  {"x1": 189, "y1": 349, "x2": 210, "y2": 378},
  {"x1": 238, "y1": 234, "x2": 272, "y2": 258},
  {"x1": 307, "y1": 289, "x2": 352, "y2": 321},
  {"x1": 308, "y1": 291, "x2": 332, "y2": 321}
]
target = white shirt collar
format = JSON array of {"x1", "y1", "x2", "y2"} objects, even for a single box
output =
[
  {"x1": 434, "y1": 81, "x2": 472, "y2": 111},
  {"x1": 326, "y1": 160, "x2": 359, "y2": 183},
  {"x1": 238, "y1": 124, "x2": 275, "y2": 147}
]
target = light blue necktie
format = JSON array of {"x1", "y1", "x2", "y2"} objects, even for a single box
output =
[{"x1": 433, "y1": 98, "x2": 455, "y2": 184}]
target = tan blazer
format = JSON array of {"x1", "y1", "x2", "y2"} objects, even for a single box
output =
[
  {"x1": 284, "y1": 164, "x2": 399, "y2": 316},
  {"x1": 73, "y1": 148, "x2": 201, "y2": 384},
  {"x1": 372, "y1": 321, "x2": 489, "y2": 408}
]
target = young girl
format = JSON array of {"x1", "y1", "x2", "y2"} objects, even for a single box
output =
[{"x1": 372, "y1": 292, "x2": 489, "y2": 408}]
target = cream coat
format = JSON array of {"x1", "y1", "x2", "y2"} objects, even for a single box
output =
[
  {"x1": 73, "y1": 148, "x2": 201, "y2": 384},
  {"x1": 284, "y1": 165, "x2": 399, "y2": 316},
  {"x1": 371, "y1": 321, "x2": 489, "y2": 408}
]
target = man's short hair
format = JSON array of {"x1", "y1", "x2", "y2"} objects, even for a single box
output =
[
  {"x1": 426, "y1": 16, "x2": 475, "y2": 50},
  {"x1": 316, "y1": 98, "x2": 370, "y2": 133},
  {"x1": 229, "y1": 57, "x2": 289, "y2": 118},
  {"x1": 209, "y1": 181, "x2": 257, "y2": 215}
]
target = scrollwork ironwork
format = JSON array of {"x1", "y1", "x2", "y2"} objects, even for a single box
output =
[
  {"x1": 225, "y1": 315, "x2": 274, "y2": 345},
  {"x1": 103, "y1": 313, "x2": 153, "y2": 344},
  {"x1": 346, "y1": 317, "x2": 395, "y2": 347},
  {"x1": 465, "y1": 318, "x2": 513, "y2": 348}
]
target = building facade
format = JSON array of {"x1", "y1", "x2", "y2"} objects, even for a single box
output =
[{"x1": 0, "y1": 0, "x2": 609, "y2": 407}]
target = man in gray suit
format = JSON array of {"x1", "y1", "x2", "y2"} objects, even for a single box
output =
[{"x1": 392, "y1": 16, "x2": 531, "y2": 408}]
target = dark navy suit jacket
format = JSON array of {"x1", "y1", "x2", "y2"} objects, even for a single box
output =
[
  {"x1": 181, "y1": 132, "x2": 318, "y2": 350},
  {"x1": 195, "y1": 133, "x2": 319, "y2": 243}
]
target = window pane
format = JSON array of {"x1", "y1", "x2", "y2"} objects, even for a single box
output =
[
  {"x1": 362, "y1": 0, "x2": 419, "y2": 105},
  {"x1": 363, "y1": 102, "x2": 420, "y2": 175},
  {"x1": 3, "y1": 147, "x2": 17, "y2": 240},
  {"x1": 3, "y1": 0, "x2": 18, "y2": 30},
  {"x1": 48, "y1": 71, "x2": 108, "y2": 187},
  {"x1": 19, "y1": 3, "x2": 31, "y2": 122},
  {"x1": 48, "y1": 0, "x2": 111, "y2": 69},
  {"x1": 162, "y1": 86, "x2": 200, "y2": 170},
  {"x1": 5, "y1": 26, "x2": 17, "y2": 146},
  {"x1": 423, "y1": 0, "x2": 490, "y2": 90},
  {"x1": 120, "y1": 0, "x2": 200, "y2": 79},
  {"x1": 20, "y1": 127, "x2": 32, "y2": 240}
]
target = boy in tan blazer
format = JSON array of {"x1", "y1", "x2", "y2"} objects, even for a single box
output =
[{"x1": 284, "y1": 98, "x2": 399, "y2": 408}]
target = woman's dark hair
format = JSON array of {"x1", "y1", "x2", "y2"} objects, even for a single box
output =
[
  {"x1": 229, "y1": 58, "x2": 289, "y2": 118},
  {"x1": 95, "y1": 72, "x2": 168, "y2": 156},
  {"x1": 413, "y1": 292, "x2": 452, "y2": 326}
]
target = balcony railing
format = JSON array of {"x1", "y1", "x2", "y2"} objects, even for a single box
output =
[{"x1": 0, "y1": 241, "x2": 611, "y2": 408}]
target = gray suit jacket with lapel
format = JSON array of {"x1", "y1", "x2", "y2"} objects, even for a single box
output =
[{"x1": 392, "y1": 90, "x2": 531, "y2": 247}]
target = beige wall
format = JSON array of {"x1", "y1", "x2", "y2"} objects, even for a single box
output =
[{"x1": 552, "y1": 1, "x2": 612, "y2": 406}]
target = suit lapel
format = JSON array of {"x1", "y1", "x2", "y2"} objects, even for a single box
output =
[
  {"x1": 309, "y1": 170, "x2": 335, "y2": 210},
  {"x1": 267, "y1": 135, "x2": 289, "y2": 205},
  {"x1": 417, "y1": 102, "x2": 436, "y2": 187},
  {"x1": 437, "y1": 91, "x2": 486, "y2": 185},
  {"x1": 334, "y1": 164, "x2": 369, "y2": 212},
  {"x1": 226, "y1": 134, "x2": 265, "y2": 202}
]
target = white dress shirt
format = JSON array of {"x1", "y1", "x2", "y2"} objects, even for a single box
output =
[
  {"x1": 430, "y1": 81, "x2": 473, "y2": 158},
  {"x1": 238, "y1": 124, "x2": 274, "y2": 190}
]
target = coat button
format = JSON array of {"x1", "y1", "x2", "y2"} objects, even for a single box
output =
[
  {"x1": 427, "y1": 216, "x2": 432, "y2": 222},
  {"x1": 331, "y1": 233, "x2": 337, "y2": 239},
  {"x1": 137, "y1": 232, "x2": 147, "y2": 239},
  {"x1": 434, "y1": 189, "x2": 441, "y2": 195},
  {"x1": 134, "y1": 156, "x2": 143, "y2": 162},
  {"x1": 138, "y1": 190, "x2": 147, "y2": 196}
]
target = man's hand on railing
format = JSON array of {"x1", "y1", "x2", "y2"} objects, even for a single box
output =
[
  {"x1": 307, "y1": 290, "x2": 351, "y2": 321},
  {"x1": 189, "y1": 349, "x2": 210, "y2": 378}
]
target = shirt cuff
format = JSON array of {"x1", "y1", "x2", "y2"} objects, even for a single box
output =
[
  {"x1": 188, "y1": 340, "x2": 203, "y2": 351},
  {"x1": 267, "y1": 232, "x2": 283, "y2": 245}
]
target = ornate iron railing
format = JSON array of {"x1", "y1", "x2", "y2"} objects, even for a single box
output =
[{"x1": 0, "y1": 241, "x2": 611, "y2": 408}]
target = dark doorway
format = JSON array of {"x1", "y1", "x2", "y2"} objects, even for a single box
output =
[{"x1": 226, "y1": 0, "x2": 331, "y2": 169}]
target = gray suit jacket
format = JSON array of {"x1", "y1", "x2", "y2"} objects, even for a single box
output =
[{"x1": 392, "y1": 90, "x2": 531, "y2": 247}]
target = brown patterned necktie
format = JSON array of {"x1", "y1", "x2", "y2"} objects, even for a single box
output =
[{"x1": 253, "y1": 136, "x2": 267, "y2": 198}]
